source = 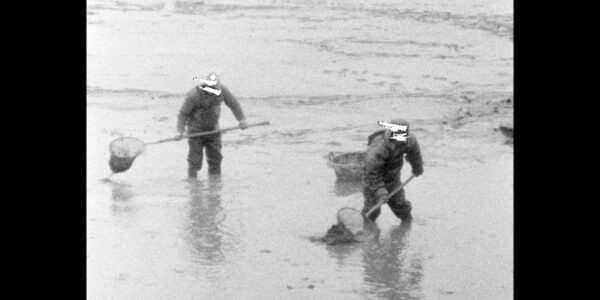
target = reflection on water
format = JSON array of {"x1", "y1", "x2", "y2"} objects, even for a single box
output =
[
  {"x1": 362, "y1": 222, "x2": 424, "y2": 300},
  {"x1": 325, "y1": 223, "x2": 381, "y2": 259},
  {"x1": 107, "y1": 180, "x2": 140, "y2": 215},
  {"x1": 326, "y1": 221, "x2": 423, "y2": 299},
  {"x1": 184, "y1": 175, "x2": 226, "y2": 267},
  {"x1": 110, "y1": 180, "x2": 134, "y2": 202},
  {"x1": 333, "y1": 179, "x2": 364, "y2": 197}
]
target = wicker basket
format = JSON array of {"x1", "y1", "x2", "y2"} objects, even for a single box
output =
[{"x1": 327, "y1": 151, "x2": 367, "y2": 181}]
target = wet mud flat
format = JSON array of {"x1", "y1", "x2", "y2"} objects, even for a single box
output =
[
  {"x1": 87, "y1": 0, "x2": 512, "y2": 298},
  {"x1": 87, "y1": 90, "x2": 512, "y2": 299}
]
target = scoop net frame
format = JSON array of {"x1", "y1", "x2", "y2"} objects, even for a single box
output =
[{"x1": 105, "y1": 121, "x2": 270, "y2": 176}]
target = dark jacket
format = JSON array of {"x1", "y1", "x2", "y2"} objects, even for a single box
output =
[
  {"x1": 363, "y1": 128, "x2": 423, "y2": 194},
  {"x1": 177, "y1": 84, "x2": 246, "y2": 133}
]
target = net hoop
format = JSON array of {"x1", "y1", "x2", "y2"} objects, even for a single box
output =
[
  {"x1": 336, "y1": 207, "x2": 366, "y2": 235},
  {"x1": 108, "y1": 137, "x2": 147, "y2": 173},
  {"x1": 109, "y1": 137, "x2": 146, "y2": 158}
]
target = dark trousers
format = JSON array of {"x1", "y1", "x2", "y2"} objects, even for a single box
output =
[
  {"x1": 187, "y1": 133, "x2": 223, "y2": 175},
  {"x1": 362, "y1": 180, "x2": 412, "y2": 222}
]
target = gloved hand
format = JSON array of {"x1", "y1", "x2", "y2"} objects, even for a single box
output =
[
  {"x1": 378, "y1": 194, "x2": 390, "y2": 204},
  {"x1": 239, "y1": 120, "x2": 249, "y2": 130},
  {"x1": 375, "y1": 187, "x2": 389, "y2": 203},
  {"x1": 174, "y1": 131, "x2": 184, "y2": 141}
]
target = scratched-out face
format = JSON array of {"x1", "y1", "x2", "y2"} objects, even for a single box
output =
[
  {"x1": 390, "y1": 126, "x2": 408, "y2": 142},
  {"x1": 378, "y1": 121, "x2": 409, "y2": 142},
  {"x1": 192, "y1": 73, "x2": 219, "y2": 87}
]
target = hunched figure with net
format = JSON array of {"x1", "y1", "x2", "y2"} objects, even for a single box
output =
[
  {"x1": 361, "y1": 119, "x2": 424, "y2": 223},
  {"x1": 177, "y1": 73, "x2": 249, "y2": 178}
]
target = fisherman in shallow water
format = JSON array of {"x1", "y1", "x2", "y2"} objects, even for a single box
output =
[
  {"x1": 361, "y1": 119, "x2": 424, "y2": 223},
  {"x1": 177, "y1": 73, "x2": 249, "y2": 179}
]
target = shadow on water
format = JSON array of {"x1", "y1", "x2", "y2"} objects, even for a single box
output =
[
  {"x1": 184, "y1": 175, "x2": 226, "y2": 266},
  {"x1": 333, "y1": 179, "x2": 364, "y2": 197}
]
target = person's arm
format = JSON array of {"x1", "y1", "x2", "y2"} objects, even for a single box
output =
[
  {"x1": 364, "y1": 137, "x2": 390, "y2": 198},
  {"x1": 177, "y1": 89, "x2": 197, "y2": 135},
  {"x1": 221, "y1": 85, "x2": 248, "y2": 128},
  {"x1": 405, "y1": 135, "x2": 424, "y2": 176}
]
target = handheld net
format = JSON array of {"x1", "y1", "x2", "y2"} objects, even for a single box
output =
[
  {"x1": 320, "y1": 207, "x2": 366, "y2": 245},
  {"x1": 103, "y1": 121, "x2": 270, "y2": 177},
  {"x1": 336, "y1": 207, "x2": 366, "y2": 235},
  {"x1": 108, "y1": 137, "x2": 147, "y2": 173}
]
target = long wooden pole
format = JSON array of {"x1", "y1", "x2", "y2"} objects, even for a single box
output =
[
  {"x1": 146, "y1": 121, "x2": 270, "y2": 145},
  {"x1": 364, "y1": 174, "x2": 416, "y2": 218}
]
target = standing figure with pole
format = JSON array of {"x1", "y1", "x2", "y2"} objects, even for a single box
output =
[
  {"x1": 177, "y1": 73, "x2": 249, "y2": 179},
  {"x1": 361, "y1": 119, "x2": 424, "y2": 223}
]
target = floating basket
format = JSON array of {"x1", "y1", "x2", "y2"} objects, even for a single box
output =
[{"x1": 327, "y1": 151, "x2": 367, "y2": 181}]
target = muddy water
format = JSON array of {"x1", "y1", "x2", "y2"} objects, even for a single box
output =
[{"x1": 87, "y1": 1, "x2": 513, "y2": 299}]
